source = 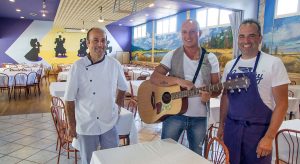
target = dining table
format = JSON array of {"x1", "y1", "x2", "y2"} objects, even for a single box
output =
[{"x1": 90, "y1": 138, "x2": 212, "y2": 164}]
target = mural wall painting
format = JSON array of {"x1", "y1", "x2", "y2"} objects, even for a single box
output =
[{"x1": 24, "y1": 38, "x2": 42, "y2": 61}]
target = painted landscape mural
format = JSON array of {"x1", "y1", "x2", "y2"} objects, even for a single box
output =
[{"x1": 263, "y1": 15, "x2": 300, "y2": 82}]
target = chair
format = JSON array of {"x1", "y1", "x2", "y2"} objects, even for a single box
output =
[
  {"x1": 289, "y1": 90, "x2": 295, "y2": 97},
  {"x1": 13, "y1": 73, "x2": 28, "y2": 99},
  {"x1": 0, "y1": 73, "x2": 11, "y2": 101},
  {"x1": 26, "y1": 72, "x2": 38, "y2": 96},
  {"x1": 50, "y1": 97, "x2": 78, "y2": 164},
  {"x1": 51, "y1": 96, "x2": 66, "y2": 151},
  {"x1": 41, "y1": 67, "x2": 51, "y2": 85},
  {"x1": 204, "y1": 137, "x2": 230, "y2": 164},
  {"x1": 275, "y1": 129, "x2": 300, "y2": 164},
  {"x1": 290, "y1": 81, "x2": 297, "y2": 85},
  {"x1": 119, "y1": 98, "x2": 138, "y2": 146}
]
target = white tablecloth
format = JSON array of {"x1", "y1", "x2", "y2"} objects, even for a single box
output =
[
  {"x1": 288, "y1": 97, "x2": 300, "y2": 119},
  {"x1": 0, "y1": 68, "x2": 38, "y2": 87},
  {"x1": 272, "y1": 119, "x2": 300, "y2": 163},
  {"x1": 209, "y1": 98, "x2": 220, "y2": 125},
  {"x1": 49, "y1": 82, "x2": 138, "y2": 144},
  {"x1": 90, "y1": 139, "x2": 212, "y2": 164},
  {"x1": 289, "y1": 85, "x2": 300, "y2": 99},
  {"x1": 57, "y1": 71, "x2": 69, "y2": 82},
  {"x1": 127, "y1": 80, "x2": 144, "y2": 96}
]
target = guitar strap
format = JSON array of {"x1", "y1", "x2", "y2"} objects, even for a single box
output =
[{"x1": 192, "y1": 47, "x2": 206, "y2": 84}]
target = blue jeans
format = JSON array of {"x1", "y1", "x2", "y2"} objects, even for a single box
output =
[
  {"x1": 161, "y1": 115, "x2": 207, "y2": 155},
  {"x1": 78, "y1": 126, "x2": 119, "y2": 164}
]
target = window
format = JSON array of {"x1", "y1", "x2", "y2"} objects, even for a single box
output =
[
  {"x1": 133, "y1": 24, "x2": 146, "y2": 39},
  {"x1": 275, "y1": 0, "x2": 300, "y2": 18},
  {"x1": 196, "y1": 8, "x2": 232, "y2": 29},
  {"x1": 156, "y1": 16, "x2": 177, "y2": 35}
]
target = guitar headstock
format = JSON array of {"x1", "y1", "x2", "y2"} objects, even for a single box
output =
[{"x1": 223, "y1": 76, "x2": 250, "y2": 92}]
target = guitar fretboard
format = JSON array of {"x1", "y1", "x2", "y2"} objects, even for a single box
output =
[{"x1": 171, "y1": 83, "x2": 223, "y2": 99}]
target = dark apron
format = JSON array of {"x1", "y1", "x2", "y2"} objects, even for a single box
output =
[{"x1": 223, "y1": 52, "x2": 272, "y2": 164}]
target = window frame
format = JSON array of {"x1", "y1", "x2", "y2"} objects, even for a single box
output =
[
  {"x1": 133, "y1": 24, "x2": 147, "y2": 39},
  {"x1": 155, "y1": 15, "x2": 177, "y2": 35},
  {"x1": 196, "y1": 7, "x2": 232, "y2": 29},
  {"x1": 275, "y1": 0, "x2": 300, "y2": 19}
]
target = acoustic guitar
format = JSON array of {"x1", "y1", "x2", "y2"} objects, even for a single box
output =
[{"x1": 137, "y1": 76, "x2": 250, "y2": 124}]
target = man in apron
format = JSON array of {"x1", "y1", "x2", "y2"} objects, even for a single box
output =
[{"x1": 217, "y1": 19, "x2": 290, "y2": 163}]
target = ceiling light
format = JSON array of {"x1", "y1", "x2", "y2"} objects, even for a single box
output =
[
  {"x1": 20, "y1": 16, "x2": 24, "y2": 19},
  {"x1": 149, "y1": 3, "x2": 154, "y2": 7},
  {"x1": 145, "y1": 14, "x2": 149, "y2": 17},
  {"x1": 9, "y1": 0, "x2": 15, "y2": 2},
  {"x1": 97, "y1": 6, "x2": 105, "y2": 23},
  {"x1": 130, "y1": 19, "x2": 133, "y2": 22},
  {"x1": 42, "y1": 13, "x2": 46, "y2": 17},
  {"x1": 119, "y1": 24, "x2": 122, "y2": 26},
  {"x1": 81, "y1": 20, "x2": 86, "y2": 33},
  {"x1": 30, "y1": 12, "x2": 37, "y2": 16},
  {"x1": 98, "y1": 16, "x2": 104, "y2": 23},
  {"x1": 16, "y1": 9, "x2": 21, "y2": 12}
]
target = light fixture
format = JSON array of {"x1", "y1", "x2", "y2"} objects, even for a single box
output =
[
  {"x1": 148, "y1": 3, "x2": 154, "y2": 7},
  {"x1": 81, "y1": 20, "x2": 86, "y2": 32},
  {"x1": 16, "y1": 9, "x2": 21, "y2": 12},
  {"x1": 41, "y1": 0, "x2": 47, "y2": 17},
  {"x1": 20, "y1": 16, "x2": 24, "y2": 19},
  {"x1": 9, "y1": 0, "x2": 15, "y2": 2},
  {"x1": 97, "y1": 6, "x2": 105, "y2": 23}
]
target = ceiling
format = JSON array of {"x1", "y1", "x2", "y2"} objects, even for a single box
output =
[
  {"x1": 0, "y1": 0, "x2": 236, "y2": 29},
  {"x1": 0, "y1": 0, "x2": 59, "y2": 21}
]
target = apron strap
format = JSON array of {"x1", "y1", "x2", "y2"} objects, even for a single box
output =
[{"x1": 229, "y1": 51, "x2": 261, "y2": 73}]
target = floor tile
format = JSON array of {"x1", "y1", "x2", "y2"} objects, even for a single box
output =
[
  {"x1": 1, "y1": 132, "x2": 27, "y2": 142},
  {"x1": 45, "y1": 154, "x2": 80, "y2": 164},
  {"x1": 5, "y1": 125, "x2": 28, "y2": 133},
  {"x1": 0, "y1": 139, "x2": 9, "y2": 147},
  {"x1": 17, "y1": 160, "x2": 39, "y2": 164},
  {"x1": 9, "y1": 146, "x2": 41, "y2": 159},
  {"x1": 13, "y1": 136, "x2": 41, "y2": 146},
  {"x1": 26, "y1": 150, "x2": 57, "y2": 163},
  {"x1": 0, "y1": 142, "x2": 24, "y2": 154},
  {"x1": 28, "y1": 138, "x2": 55, "y2": 149},
  {"x1": 17, "y1": 127, "x2": 41, "y2": 136},
  {"x1": 30, "y1": 130, "x2": 56, "y2": 139},
  {"x1": 0, "y1": 129, "x2": 14, "y2": 137},
  {"x1": 0, "y1": 156, "x2": 22, "y2": 164}
]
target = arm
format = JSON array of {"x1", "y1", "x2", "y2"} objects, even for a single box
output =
[
  {"x1": 217, "y1": 91, "x2": 229, "y2": 139},
  {"x1": 256, "y1": 84, "x2": 288, "y2": 158},
  {"x1": 116, "y1": 89, "x2": 126, "y2": 108},
  {"x1": 150, "y1": 64, "x2": 194, "y2": 89},
  {"x1": 200, "y1": 72, "x2": 221, "y2": 102},
  {"x1": 65, "y1": 101, "x2": 77, "y2": 138}
]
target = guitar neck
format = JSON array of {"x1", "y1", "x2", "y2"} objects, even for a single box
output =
[{"x1": 171, "y1": 83, "x2": 223, "y2": 99}]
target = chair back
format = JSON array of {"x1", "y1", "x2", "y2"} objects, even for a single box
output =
[
  {"x1": 127, "y1": 98, "x2": 137, "y2": 118},
  {"x1": 0, "y1": 73, "x2": 9, "y2": 88},
  {"x1": 275, "y1": 129, "x2": 300, "y2": 164},
  {"x1": 205, "y1": 137, "x2": 230, "y2": 164},
  {"x1": 26, "y1": 72, "x2": 37, "y2": 85},
  {"x1": 289, "y1": 90, "x2": 295, "y2": 97},
  {"x1": 51, "y1": 96, "x2": 66, "y2": 121},
  {"x1": 14, "y1": 73, "x2": 28, "y2": 86}
]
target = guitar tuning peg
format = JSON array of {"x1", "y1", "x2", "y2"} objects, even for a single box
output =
[
  {"x1": 230, "y1": 89, "x2": 234, "y2": 93},
  {"x1": 236, "y1": 75, "x2": 239, "y2": 79},
  {"x1": 245, "y1": 88, "x2": 247, "y2": 92},
  {"x1": 238, "y1": 88, "x2": 241, "y2": 92},
  {"x1": 228, "y1": 77, "x2": 232, "y2": 80}
]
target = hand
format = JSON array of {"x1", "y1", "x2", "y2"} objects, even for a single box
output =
[
  {"x1": 201, "y1": 91, "x2": 211, "y2": 103},
  {"x1": 67, "y1": 124, "x2": 77, "y2": 138},
  {"x1": 217, "y1": 126, "x2": 224, "y2": 140},
  {"x1": 256, "y1": 136, "x2": 273, "y2": 158},
  {"x1": 177, "y1": 79, "x2": 194, "y2": 90}
]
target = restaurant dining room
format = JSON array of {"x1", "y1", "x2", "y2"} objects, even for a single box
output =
[{"x1": 0, "y1": 0, "x2": 300, "y2": 164}]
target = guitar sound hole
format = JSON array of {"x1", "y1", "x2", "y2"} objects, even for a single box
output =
[{"x1": 162, "y1": 92, "x2": 171, "y2": 104}]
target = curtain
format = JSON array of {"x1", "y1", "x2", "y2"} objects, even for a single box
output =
[{"x1": 229, "y1": 11, "x2": 243, "y2": 58}]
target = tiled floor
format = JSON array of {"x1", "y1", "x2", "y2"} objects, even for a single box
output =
[{"x1": 0, "y1": 113, "x2": 164, "y2": 164}]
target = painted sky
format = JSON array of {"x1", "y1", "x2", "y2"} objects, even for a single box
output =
[{"x1": 264, "y1": 16, "x2": 300, "y2": 53}]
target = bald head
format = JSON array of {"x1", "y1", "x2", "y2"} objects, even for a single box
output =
[
  {"x1": 181, "y1": 19, "x2": 201, "y2": 48},
  {"x1": 182, "y1": 19, "x2": 200, "y2": 31}
]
